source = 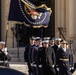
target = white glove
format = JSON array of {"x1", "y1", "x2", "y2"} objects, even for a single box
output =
[
  {"x1": 52, "y1": 65, "x2": 55, "y2": 68},
  {"x1": 69, "y1": 68, "x2": 71, "y2": 71},
  {"x1": 4, "y1": 52, "x2": 8, "y2": 55},
  {"x1": 4, "y1": 47, "x2": 8, "y2": 51},
  {"x1": 56, "y1": 67, "x2": 59, "y2": 71},
  {"x1": 71, "y1": 67, "x2": 74, "y2": 70}
]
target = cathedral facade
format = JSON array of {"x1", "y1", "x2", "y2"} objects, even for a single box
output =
[{"x1": 1, "y1": 0, "x2": 76, "y2": 58}]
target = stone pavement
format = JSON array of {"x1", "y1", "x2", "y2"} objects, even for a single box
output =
[
  {"x1": 9, "y1": 62, "x2": 28, "y2": 75},
  {"x1": 9, "y1": 62, "x2": 76, "y2": 75},
  {"x1": 72, "y1": 71, "x2": 76, "y2": 75}
]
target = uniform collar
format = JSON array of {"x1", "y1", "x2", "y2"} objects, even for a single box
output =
[
  {"x1": 57, "y1": 44, "x2": 61, "y2": 48},
  {"x1": 62, "y1": 48, "x2": 66, "y2": 52}
]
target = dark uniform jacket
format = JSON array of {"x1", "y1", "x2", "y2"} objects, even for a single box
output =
[
  {"x1": 56, "y1": 48, "x2": 72, "y2": 75},
  {"x1": 68, "y1": 49, "x2": 74, "y2": 73},
  {"x1": 31, "y1": 45, "x2": 39, "y2": 64},
  {"x1": 0, "y1": 49, "x2": 8, "y2": 61},
  {"x1": 38, "y1": 47, "x2": 56, "y2": 75},
  {"x1": 0, "y1": 49, "x2": 11, "y2": 67},
  {"x1": 24, "y1": 44, "x2": 35, "y2": 72},
  {"x1": 53, "y1": 44, "x2": 61, "y2": 54},
  {"x1": 24, "y1": 44, "x2": 39, "y2": 75}
]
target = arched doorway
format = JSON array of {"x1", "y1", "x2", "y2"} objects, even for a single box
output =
[{"x1": 16, "y1": 0, "x2": 55, "y2": 46}]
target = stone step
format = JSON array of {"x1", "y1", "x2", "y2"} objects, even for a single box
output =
[
  {"x1": 8, "y1": 48, "x2": 27, "y2": 74},
  {"x1": 10, "y1": 58, "x2": 24, "y2": 62},
  {"x1": 9, "y1": 50, "x2": 24, "y2": 55},
  {"x1": 8, "y1": 47, "x2": 25, "y2": 50},
  {"x1": 9, "y1": 62, "x2": 28, "y2": 74},
  {"x1": 8, "y1": 48, "x2": 25, "y2": 62},
  {"x1": 10, "y1": 54, "x2": 24, "y2": 58}
]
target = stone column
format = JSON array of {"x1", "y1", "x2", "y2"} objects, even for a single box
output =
[
  {"x1": 67, "y1": 0, "x2": 76, "y2": 38},
  {"x1": 1, "y1": 0, "x2": 17, "y2": 47},
  {"x1": 55, "y1": 0, "x2": 66, "y2": 38},
  {"x1": 55, "y1": 0, "x2": 61, "y2": 37},
  {"x1": 67, "y1": 0, "x2": 76, "y2": 61},
  {"x1": 1, "y1": 0, "x2": 6, "y2": 41}
]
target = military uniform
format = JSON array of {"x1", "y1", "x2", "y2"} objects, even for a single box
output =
[
  {"x1": 0, "y1": 42, "x2": 11, "y2": 67},
  {"x1": 37, "y1": 39, "x2": 43, "y2": 75},
  {"x1": 37, "y1": 47, "x2": 43, "y2": 75},
  {"x1": 31, "y1": 45, "x2": 39, "y2": 75},
  {"x1": 24, "y1": 44, "x2": 35, "y2": 75},
  {"x1": 52, "y1": 38, "x2": 62, "y2": 75},
  {"x1": 24, "y1": 36, "x2": 37, "y2": 75},
  {"x1": 54, "y1": 38, "x2": 62, "y2": 54},
  {"x1": 56, "y1": 46, "x2": 72, "y2": 75},
  {"x1": 0, "y1": 49, "x2": 10, "y2": 67},
  {"x1": 53, "y1": 44, "x2": 60, "y2": 54},
  {"x1": 30, "y1": 37, "x2": 43, "y2": 75},
  {"x1": 39, "y1": 41, "x2": 56, "y2": 75},
  {"x1": 68, "y1": 49, "x2": 74, "y2": 73}
]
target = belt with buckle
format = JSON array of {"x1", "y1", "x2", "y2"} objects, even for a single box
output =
[{"x1": 59, "y1": 58, "x2": 69, "y2": 61}]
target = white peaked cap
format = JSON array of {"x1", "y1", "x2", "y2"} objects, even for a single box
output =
[
  {"x1": 43, "y1": 37, "x2": 50, "y2": 40},
  {"x1": 0, "y1": 41, "x2": 5, "y2": 45},
  {"x1": 55, "y1": 38, "x2": 62, "y2": 41},
  {"x1": 42, "y1": 40, "x2": 49, "y2": 44}
]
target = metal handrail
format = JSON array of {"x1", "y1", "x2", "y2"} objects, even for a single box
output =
[{"x1": 58, "y1": 27, "x2": 66, "y2": 40}]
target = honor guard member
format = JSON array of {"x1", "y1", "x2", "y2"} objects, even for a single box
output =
[
  {"x1": 37, "y1": 38, "x2": 43, "y2": 75},
  {"x1": 34, "y1": 37, "x2": 40, "y2": 46},
  {"x1": 54, "y1": 38, "x2": 62, "y2": 52},
  {"x1": 38, "y1": 38, "x2": 43, "y2": 48},
  {"x1": 51, "y1": 38, "x2": 62, "y2": 75},
  {"x1": 43, "y1": 37, "x2": 50, "y2": 41},
  {"x1": 49, "y1": 38, "x2": 56, "y2": 51},
  {"x1": 55, "y1": 38, "x2": 62, "y2": 46},
  {"x1": 66, "y1": 43, "x2": 75, "y2": 73},
  {"x1": 24, "y1": 37, "x2": 35, "y2": 75},
  {"x1": 56, "y1": 40, "x2": 72, "y2": 75},
  {"x1": 49, "y1": 38, "x2": 55, "y2": 47},
  {"x1": 0, "y1": 41, "x2": 11, "y2": 67},
  {"x1": 31, "y1": 37, "x2": 42, "y2": 75},
  {"x1": 49, "y1": 38, "x2": 58, "y2": 74},
  {"x1": 39, "y1": 40, "x2": 56, "y2": 75}
]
